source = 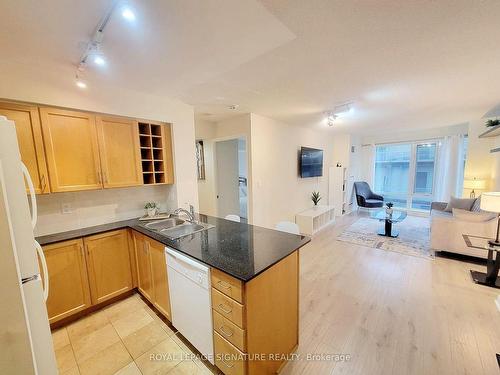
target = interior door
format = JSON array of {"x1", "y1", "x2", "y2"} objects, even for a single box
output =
[
  {"x1": 39, "y1": 107, "x2": 102, "y2": 192},
  {"x1": 96, "y1": 116, "x2": 143, "y2": 188},
  {"x1": 0, "y1": 102, "x2": 49, "y2": 194},
  {"x1": 84, "y1": 229, "x2": 133, "y2": 305},
  {"x1": 42, "y1": 239, "x2": 92, "y2": 324},
  {"x1": 215, "y1": 139, "x2": 240, "y2": 218}
]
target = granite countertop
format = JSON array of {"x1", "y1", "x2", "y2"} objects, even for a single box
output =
[{"x1": 36, "y1": 215, "x2": 311, "y2": 282}]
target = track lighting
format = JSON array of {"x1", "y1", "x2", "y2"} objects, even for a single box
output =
[{"x1": 74, "y1": 1, "x2": 137, "y2": 89}]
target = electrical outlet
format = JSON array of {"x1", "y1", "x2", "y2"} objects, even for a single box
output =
[{"x1": 61, "y1": 203, "x2": 73, "y2": 214}]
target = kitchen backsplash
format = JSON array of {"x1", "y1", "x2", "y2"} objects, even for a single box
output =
[{"x1": 34, "y1": 185, "x2": 176, "y2": 236}]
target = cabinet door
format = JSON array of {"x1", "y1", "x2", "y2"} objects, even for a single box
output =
[
  {"x1": 133, "y1": 231, "x2": 154, "y2": 301},
  {"x1": 42, "y1": 239, "x2": 92, "y2": 324},
  {"x1": 149, "y1": 238, "x2": 171, "y2": 320},
  {"x1": 39, "y1": 107, "x2": 102, "y2": 192},
  {"x1": 96, "y1": 116, "x2": 142, "y2": 188},
  {"x1": 84, "y1": 229, "x2": 133, "y2": 305},
  {"x1": 0, "y1": 102, "x2": 50, "y2": 194}
]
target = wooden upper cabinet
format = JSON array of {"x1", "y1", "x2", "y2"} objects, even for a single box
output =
[
  {"x1": 149, "y1": 238, "x2": 172, "y2": 321},
  {"x1": 42, "y1": 239, "x2": 92, "y2": 324},
  {"x1": 39, "y1": 107, "x2": 102, "y2": 192},
  {"x1": 96, "y1": 116, "x2": 143, "y2": 188},
  {"x1": 0, "y1": 102, "x2": 50, "y2": 194},
  {"x1": 84, "y1": 229, "x2": 133, "y2": 305}
]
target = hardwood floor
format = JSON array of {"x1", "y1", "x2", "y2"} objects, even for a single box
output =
[{"x1": 282, "y1": 212, "x2": 500, "y2": 375}]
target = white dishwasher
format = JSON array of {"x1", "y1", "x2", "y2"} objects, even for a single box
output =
[{"x1": 165, "y1": 247, "x2": 214, "y2": 364}]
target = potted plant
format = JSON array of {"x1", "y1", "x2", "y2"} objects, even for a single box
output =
[
  {"x1": 385, "y1": 202, "x2": 394, "y2": 216},
  {"x1": 486, "y1": 119, "x2": 500, "y2": 127},
  {"x1": 144, "y1": 202, "x2": 159, "y2": 217},
  {"x1": 311, "y1": 191, "x2": 321, "y2": 206}
]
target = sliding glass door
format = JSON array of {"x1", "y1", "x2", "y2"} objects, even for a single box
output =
[{"x1": 374, "y1": 141, "x2": 437, "y2": 210}]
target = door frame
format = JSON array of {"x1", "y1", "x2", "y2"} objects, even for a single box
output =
[{"x1": 210, "y1": 134, "x2": 252, "y2": 222}]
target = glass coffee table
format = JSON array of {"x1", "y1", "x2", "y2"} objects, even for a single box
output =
[{"x1": 369, "y1": 209, "x2": 407, "y2": 238}]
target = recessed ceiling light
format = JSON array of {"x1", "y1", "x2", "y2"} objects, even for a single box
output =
[
  {"x1": 93, "y1": 56, "x2": 106, "y2": 66},
  {"x1": 76, "y1": 80, "x2": 87, "y2": 89},
  {"x1": 228, "y1": 105, "x2": 239, "y2": 110},
  {"x1": 122, "y1": 7, "x2": 136, "y2": 21}
]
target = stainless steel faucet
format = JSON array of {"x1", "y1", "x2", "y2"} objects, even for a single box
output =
[{"x1": 173, "y1": 205, "x2": 195, "y2": 222}]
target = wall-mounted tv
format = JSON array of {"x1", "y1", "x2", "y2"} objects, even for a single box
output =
[{"x1": 300, "y1": 147, "x2": 323, "y2": 178}]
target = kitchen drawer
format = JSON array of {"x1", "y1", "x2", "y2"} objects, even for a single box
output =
[
  {"x1": 212, "y1": 268, "x2": 244, "y2": 303},
  {"x1": 212, "y1": 288, "x2": 245, "y2": 328},
  {"x1": 214, "y1": 331, "x2": 247, "y2": 375},
  {"x1": 213, "y1": 309, "x2": 246, "y2": 352}
]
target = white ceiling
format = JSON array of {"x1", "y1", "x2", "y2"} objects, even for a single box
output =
[{"x1": 2, "y1": 0, "x2": 500, "y2": 134}]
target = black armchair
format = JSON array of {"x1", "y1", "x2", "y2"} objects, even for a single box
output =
[{"x1": 354, "y1": 181, "x2": 384, "y2": 208}]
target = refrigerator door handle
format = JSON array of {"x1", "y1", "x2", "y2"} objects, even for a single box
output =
[
  {"x1": 21, "y1": 162, "x2": 37, "y2": 229},
  {"x1": 34, "y1": 240, "x2": 49, "y2": 301}
]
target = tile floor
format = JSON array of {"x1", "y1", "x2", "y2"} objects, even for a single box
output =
[{"x1": 52, "y1": 293, "x2": 220, "y2": 375}]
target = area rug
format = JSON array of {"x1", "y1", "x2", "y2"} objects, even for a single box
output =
[{"x1": 336, "y1": 216, "x2": 433, "y2": 260}]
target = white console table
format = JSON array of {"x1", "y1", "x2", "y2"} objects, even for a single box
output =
[{"x1": 295, "y1": 205, "x2": 335, "y2": 236}]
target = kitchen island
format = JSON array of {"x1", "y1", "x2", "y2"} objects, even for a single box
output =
[{"x1": 37, "y1": 214, "x2": 310, "y2": 374}]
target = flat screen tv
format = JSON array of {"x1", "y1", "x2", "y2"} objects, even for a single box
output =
[{"x1": 300, "y1": 147, "x2": 323, "y2": 177}]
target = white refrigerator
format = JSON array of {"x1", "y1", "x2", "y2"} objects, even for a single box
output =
[{"x1": 0, "y1": 116, "x2": 57, "y2": 374}]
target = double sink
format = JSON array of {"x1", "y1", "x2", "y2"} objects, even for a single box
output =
[{"x1": 140, "y1": 216, "x2": 214, "y2": 239}]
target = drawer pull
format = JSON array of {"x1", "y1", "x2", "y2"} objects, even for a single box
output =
[
  {"x1": 218, "y1": 303, "x2": 232, "y2": 314},
  {"x1": 217, "y1": 280, "x2": 232, "y2": 290},
  {"x1": 219, "y1": 325, "x2": 234, "y2": 337},
  {"x1": 221, "y1": 358, "x2": 235, "y2": 368}
]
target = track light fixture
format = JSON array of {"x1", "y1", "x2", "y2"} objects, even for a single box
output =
[{"x1": 74, "y1": 0, "x2": 135, "y2": 88}]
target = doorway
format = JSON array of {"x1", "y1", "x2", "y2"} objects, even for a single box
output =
[{"x1": 215, "y1": 138, "x2": 248, "y2": 220}]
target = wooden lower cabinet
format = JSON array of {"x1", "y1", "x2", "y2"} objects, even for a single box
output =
[
  {"x1": 211, "y1": 251, "x2": 299, "y2": 375},
  {"x1": 42, "y1": 239, "x2": 92, "y2": 324},
  {"x1": 132, "y1": 231, "x2": 154, "y2": 301},
  {"x1": 84, "y1": 229, "x2": 133, "y2": 305},
  {"x1": 149, "y1": 238, "x2": 172, "y2": 320},
  {"x1": 132, "y1": 230, "x2": 171, "y2": 321}
]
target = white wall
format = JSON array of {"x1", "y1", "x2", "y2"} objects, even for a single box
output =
[
  {"x1": 0, "y1": 63, "x2": 198, "y2": 234},
  {"x1": 250, "y1": 113, "x2": 335, "y2": 228}
]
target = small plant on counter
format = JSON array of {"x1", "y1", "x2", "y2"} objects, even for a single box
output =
[
  {"x1": 486, "y1": 119, "x2": 500, "y2": 127},
  {"x1": 144, "y1": 202, "x2": 159, "y2": 217},
  {"x1": 311, "y1": 191, "x2": 321, "y2": 206}
]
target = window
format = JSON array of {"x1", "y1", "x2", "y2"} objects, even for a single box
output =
[{"x1": 374, "y1": 141, "x2": 437, "y2": 210}]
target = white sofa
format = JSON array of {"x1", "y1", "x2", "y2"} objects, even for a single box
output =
[{"x1": 430, "y1": 201, "x2": 496, "y2": 259}]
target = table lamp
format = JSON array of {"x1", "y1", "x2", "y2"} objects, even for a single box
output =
[
  {"x1": 464, "y1": 178, "x2": 486, "y2": 198},
  {"x1": 480, "y1": 192, "x2": 500, "y2": 247}
]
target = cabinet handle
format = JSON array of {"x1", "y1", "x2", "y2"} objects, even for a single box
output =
[
  {"x1": 103, "y1": 172, "x2": 108, "y2": 184},
  {"x1": 79, "y1": 245, "x2": 85, "y2": 258},
  {"x1": 219, "y1": 325, "x2": 234, "y2": 337},
  {"x1": 217, "y1": 280, "x2": 232, "y2": 290},
  {"x1": 218, "y1": 303, "x2": 232, "y2": 314},
  {"x1": 221, "y1": 358, "x2": 235, "y2": 369},
  {"x1": 85, "y1": 244, "x2": 90, "y2": 257},
  {"x1": 97, "y1": 171, "x2": 102, "y2": 184}
]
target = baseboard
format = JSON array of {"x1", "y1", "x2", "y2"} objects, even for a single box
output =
[{"x1": 496, "y1": 295, "x2": 500, "y2": 312}]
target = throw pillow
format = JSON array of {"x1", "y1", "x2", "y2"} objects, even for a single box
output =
[
  {"x1": 444, "y1": 196, "x2": 476, "y2": 212},
  {"x1": 471, "y1": 196, "x2": 481, "y2": 212},
  {"x1": 452, "y1": 208, "x2": 496, "y2": 222}
]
